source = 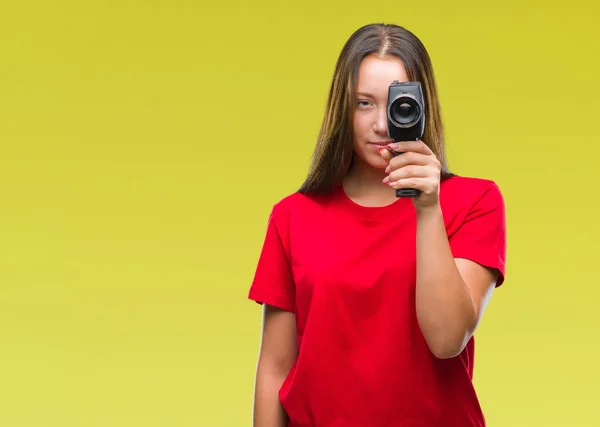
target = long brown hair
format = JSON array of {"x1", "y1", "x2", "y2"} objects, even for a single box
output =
[{"x1": 298, "y1": 23, "x2": 453, "y2": 195}]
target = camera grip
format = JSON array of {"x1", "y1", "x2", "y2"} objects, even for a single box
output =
[
  {"x1": 396, "y1": 188, "x2": 420, "y2": 198},
  {"x1": 392, "y1": 151, "x2": 421, "y2": 198}
]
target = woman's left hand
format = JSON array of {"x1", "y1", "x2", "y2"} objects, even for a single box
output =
[{"x1": 380, "y1": 140, "x2": 441, "y2": 210}]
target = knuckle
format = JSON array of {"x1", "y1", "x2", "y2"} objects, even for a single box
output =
[{"x1": 406, "y1": 165, "x2": 419, "y2": 178}]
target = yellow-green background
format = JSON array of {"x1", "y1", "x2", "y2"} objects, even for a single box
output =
[{"x1": 1, "y1": 1, "x2": 598, "y2": 426}]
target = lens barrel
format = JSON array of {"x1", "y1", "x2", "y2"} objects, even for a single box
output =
[{"x1": 389, "y1": 95, "x2": 421, "y2": 128}]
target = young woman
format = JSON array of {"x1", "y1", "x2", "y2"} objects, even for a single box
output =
[{"x1": 248, "y1": 23, "x2": 507, "y2": 427}]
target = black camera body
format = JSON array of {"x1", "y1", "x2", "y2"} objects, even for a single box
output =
[
  {"x1": 386, "y1": 80, "x2": 425, "y2": 142},
  {"x1": 386, "y1": 80, "x2": 426, "y2": 198}
]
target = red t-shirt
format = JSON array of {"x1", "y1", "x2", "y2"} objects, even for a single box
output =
[{"x1": 248, "y1": 175, "x2": 507, "y2": 427}]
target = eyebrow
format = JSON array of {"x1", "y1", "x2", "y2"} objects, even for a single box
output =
[{"x1": 356, "y1": 91, "x2": 385, "y2": 100}]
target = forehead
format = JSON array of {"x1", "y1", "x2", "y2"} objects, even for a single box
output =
[{"x1": 356, "y1": 55, "x2": 409, "y2": 94}]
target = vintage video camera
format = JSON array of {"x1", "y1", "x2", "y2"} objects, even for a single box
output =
[{"x1": 386, "y1": 80, "x2": 425, "y2": 198}]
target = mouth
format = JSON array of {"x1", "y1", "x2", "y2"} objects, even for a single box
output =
[{"x1": 369, "y1": 141, "x2": 392, "y2": 149}]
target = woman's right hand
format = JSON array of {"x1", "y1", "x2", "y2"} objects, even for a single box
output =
[{"x1": 253, "y1": 304, "x2": 298, "y2": 427}]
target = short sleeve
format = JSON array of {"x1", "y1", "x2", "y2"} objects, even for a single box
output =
[
  {"x1": 449, "y1": 182, "x2": 507, "y2": 287},
  {"x1": 247, "y1": 205, "x2": 296, "y2": 312}
]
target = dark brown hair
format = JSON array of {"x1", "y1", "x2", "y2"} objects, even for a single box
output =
[{"x1": 298, "y1": 23, "x2": 453, "y2": 195}]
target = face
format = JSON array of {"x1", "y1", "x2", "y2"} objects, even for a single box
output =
[{"x1": 352, "y1": 54, "x2": 409, "y2": 171}]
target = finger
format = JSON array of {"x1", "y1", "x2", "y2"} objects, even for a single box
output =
[
  {"x1": 387, "y1": 177, "x2": 422, "y2": 190},
  {"x1": 388, "y1": 177, "x2": 438, "y2": 193},
  {"x1": 388, "y1": 140, "x2": 432, "y2": 155},
  {"x1": 378, "y1": 147, "x2": 395, "y2": 161},
  {"x1": 384, "y1": 165, "x2": 430, "y2": 183},
  {"x1": 387, "y1": 151, "x2": 432, "y2": 170}
]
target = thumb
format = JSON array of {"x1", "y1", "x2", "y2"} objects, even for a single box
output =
[{"x1": 378, "y1": 147, "x2": 394, "y2": 161}]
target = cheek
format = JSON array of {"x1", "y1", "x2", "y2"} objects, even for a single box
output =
[{"x1": 353, "y1": 115, "x2": 367, "y2": 141}]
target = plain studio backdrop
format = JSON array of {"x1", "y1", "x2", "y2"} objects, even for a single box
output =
[{"x1": 0, "y1": 1, "x2": 598, "y2": 426}]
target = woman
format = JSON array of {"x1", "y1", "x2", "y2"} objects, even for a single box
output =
[{"x1": 248, "y1": 23, "x2": 506, "y2": 427}]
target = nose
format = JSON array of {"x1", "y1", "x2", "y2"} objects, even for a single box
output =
[{"x1": 373, "y1": 106, "x2": 388, "y2": 136}]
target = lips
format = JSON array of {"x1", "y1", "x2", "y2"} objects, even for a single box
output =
[{"x1": 370, "y1": 141, "x2": 392, "y2": 147}]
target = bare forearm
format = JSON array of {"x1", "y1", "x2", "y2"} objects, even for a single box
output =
[
  {"x1": 415, "y1": 204, "x2": 477, "y2": 359},
  {"x1": 253, "y1": 369, "x2": 288, "y2": 427}
]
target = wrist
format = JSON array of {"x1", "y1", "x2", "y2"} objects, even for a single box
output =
[{"x1": 415, "y1": 202, "x2": 442, "y2": 220}]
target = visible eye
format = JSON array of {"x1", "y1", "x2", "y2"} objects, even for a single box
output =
[{"x1": 357, "y1": 100, "x2": 373, "y2": 108}]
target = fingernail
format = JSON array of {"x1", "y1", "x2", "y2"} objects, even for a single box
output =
[
  {"x1": 382, "y1": 176, "x2": 389, "y2": 184},
  {"x1": 385, "y1": 166, "x2": 390, "y2": 173},
  {"x1": 378, "y1": 148, "x2": 385, "y2": 154}
]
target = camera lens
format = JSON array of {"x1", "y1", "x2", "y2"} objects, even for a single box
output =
[{"x1": 390, "y1": 96, "x2": 421, "y2": 127}]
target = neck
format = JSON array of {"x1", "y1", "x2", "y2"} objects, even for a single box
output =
[{"x1": 343, "y1": 157, "x2": 398, "y2": 207}]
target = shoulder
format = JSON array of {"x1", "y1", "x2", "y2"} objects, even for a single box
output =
[
  {"x1": 440, "y1": 175, "x2": 504, "y2": 211},
  {"x1": 439, "y1": 175, "x2": 506, "y2": 234},
  {"x1": 269, "y1": 190, "x2": 334, "y2": 221},
  {"x1": 261, "y1": 190, "x2": 335, "y2": 246}
]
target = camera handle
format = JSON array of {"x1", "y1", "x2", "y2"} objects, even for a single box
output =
[{"x1": 392, "y1": 151, "x2": 421, "y2": 198}]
